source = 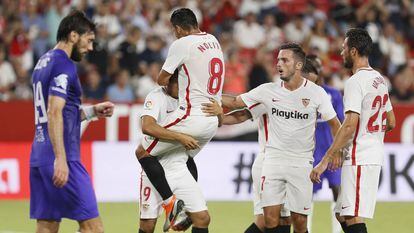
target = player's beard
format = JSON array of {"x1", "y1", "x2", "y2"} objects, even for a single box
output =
[
  {"x1": 280, "y1": 69, "x2": 295, "y2": 82},
  {"x1": 343, "y1": 54, "x2": 353, "y2": 69},
  {"x1": 70, "y1": 43, "x2": 83, "y2": 62}
]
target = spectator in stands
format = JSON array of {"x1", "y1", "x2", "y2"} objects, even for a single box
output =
[
  {"x1": 284, "y1": 14, "x2": 310, "y2": 44},
  {"x1": 46, "y1": 0, "x2": 68, "y2": 47},
  {"x1": 390, "y1": 64, "x2": 414, "y2": 103},
  {"x1": 262, "y1": 14, "x2": 285, "y2": 51},
  {"x1": 87, "y1": 24, "x2": 110, "y2": 78},
  {"x1": 132, "y1": 62, "x2": 159, "y2": 100},
  {"x1": 106, "y1": 69, "x2": 135, "y2": 102},
  {"x1": 83, "y1": 68, "x2": 106, "y2": 101},
  {"x1": 0, "y1": 44, "x2": 16, "y2": 101},
  {"x1": 11, "y1": 59, "x2": 32, "y2": 100},
  {"x1": 138, "y1": 35, "x2": 164, "y2": 65},
  {"x1": 223, "y1": 49, "x2": 248, "y2": 95},
  {"x1": 118, "y1": 26, "x2": 141, "y2": 75}
]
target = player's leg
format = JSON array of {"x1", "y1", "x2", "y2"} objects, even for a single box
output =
[
  {"x1": 286, "y1": 166, "x2": 312, "y2": 233},
  {"x1": 186, "y1": 157, "x2": 198, "y2": 181},
  {"x1": 334, "y1": 169, "x2": 348, "y2": 232},
  {"x1": 277, "y1": 205, "x2": 292, "y2": 233},
  {"x1": 139, "y1": 219, "x2": 157, "y2": 233},
  {"x1": 326, "y1": 168, "x2": 342, "y2": 233},
  {"x1": 307, "y1": 174, "x2": 324, "y2": 233},
  {"x1": 36, "y1": 220, "x2": 60, "y2": 233},
  {"x1": 245, "y1": 155, "x2": 265, "y2": 233},
  {"x1": 78, "y1": 217, "x2": 104, "y2": 233},
  {"x1": 188, "y1": 210, "x2": 210, "y2": 232}
]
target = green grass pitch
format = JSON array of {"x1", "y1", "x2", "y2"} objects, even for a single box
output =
[{"x1": 0, "y1": 201, "x2": 413, "y2": 232}]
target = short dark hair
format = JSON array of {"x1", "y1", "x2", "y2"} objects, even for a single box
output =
[
  {"x1": 305, "y1": 54, "x2": 321, "y2": 74},
  {"x1": 302, "y1": 58, "x2": 318, "y2": 75},
  {"x1": 170, "y1": 8, "x2": 198, "y2": 31},
  {"x1": 56, "y1": 10, "x2": 96, "y2": 42},
  {"x1": 278, "y1": 43, "x2": 306, "y2": 64},
  {"x1": 345, "y1": 28, "x2": 372, "y2": 57}
]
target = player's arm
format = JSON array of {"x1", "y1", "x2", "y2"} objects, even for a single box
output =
[
  {"x1": 157, "y1": 69, "x2": 172, "y2": 86},
  {"x1": 311, "y1": 111, "x2": 359, "y2": 183},
  {"x1": 141, "y1": 116, "x2": 199, "y2": 150},
  {"x1": 221, "y1": 94, "x2": 248, "y2": 110},
  {"x1": 223, "y1": 109, "x2": 252, "y2": 125},
  {"x1": 47, "y1": 95, "x2": 69, "y2": 188},
  {"x1": 80, "y1": 102, "x2": 115, "y2": 122},
  {"x1": 385, "y1": 110, "x2": 396, "y2": 132}
]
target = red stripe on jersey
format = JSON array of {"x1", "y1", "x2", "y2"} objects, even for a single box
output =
[
  {"x1": 355, "y1": 165, "x2": 362, "y2": 216},
  {"x1": 304, "y1": 79, "x2": 308, "y2": 87},
  {"x1": 351, "y1": 118, "x2": 360, "y2": 165},
  {"x1": 182, "y1": 64, "x2": 192, "y2": 117},
  {"x1": 249, "y1": 103, "x2": 260, "y2": 110},
  {"x1": 263, "y1": 114, "x2": 268, "y2": 142},
  {"x1": 139, "y1": 170, "x2": 143, "y2": 218},
  {"x1": 146, "y1": 64, "x2": 192, "y2": 153}
]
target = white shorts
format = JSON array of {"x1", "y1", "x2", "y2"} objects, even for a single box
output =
[
  {"x1": 261, "y1": 164, "x2": 313, "y2": 215},
  {"x1": 252, "y1": 154, "x2": 290, "y2": 217},
  {"x1": 139, "y1": 169, "x2": 207, "y2": 219},
  {"x1": 142, "y1": 110, "x2": 218, "y2": 157},
  {"x1": 334, "y1": 165, "x2": 381, "y2": 219}
]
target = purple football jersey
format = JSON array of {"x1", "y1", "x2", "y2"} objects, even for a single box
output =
[{"x1": 30, "y1": 49, "x2": 82, "y2": 167}]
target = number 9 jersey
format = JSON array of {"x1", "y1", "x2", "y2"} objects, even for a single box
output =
[
  {"x1": 162, "y1": 32, "x2": 225, "y2": 116},
  {"x1": 342, "y1": 68, "x2": 393, "y2": 166}
]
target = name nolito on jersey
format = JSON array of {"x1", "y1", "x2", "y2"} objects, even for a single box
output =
[{"x1": 272, "y1": 108, "x2": 309, "y2": 120}]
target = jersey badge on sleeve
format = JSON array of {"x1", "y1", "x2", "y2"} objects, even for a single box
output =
[{"x1": 144, "y1": 100, "x2": 153, "y2": 110}]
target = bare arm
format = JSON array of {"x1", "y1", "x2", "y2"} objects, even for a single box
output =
[
  {"x1": 386, "y1": 110, "x2": 396, "y2": 132},
  {"x1": 157, "y1": 69, "x2": 172, "y2": 86},
  {"x1": 221, "y1": 94, "x2": 247, "y2": 110},
  {"x1": 81, "y1": 102, "x2": 115, "y2": 121},
  {"x1": 142, "y1": 116, "x2": 199, "y2": 150},
  {"x1": 223, "y1": 109, "x2": 252, "y2": 125},
  {"x1": 327, "y1": 117, "x2": 341, "y2": 140},
  {"x1": 47, "y1": 95, "x2": 68, "y2": 188}
]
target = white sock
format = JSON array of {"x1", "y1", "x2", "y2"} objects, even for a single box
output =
[
  {"x1": 331, "y1": 202, "x2": 341, "y2": 233},
  {"x1": 307, "y1": 202, "x2": 314, "y2": 233}
]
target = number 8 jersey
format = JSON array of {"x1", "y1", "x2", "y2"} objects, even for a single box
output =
[
  {"x1": 162, "y1": 32, "x2": 225, "y2": 116},
  {"x1": 343, "y1": 68, "x2": 393, "y2": 166}
]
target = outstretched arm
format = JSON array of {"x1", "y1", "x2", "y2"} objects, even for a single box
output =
[
  {"x1": 81, "y1": 101, "x2": 115, "y2": 122},
  {"x1": 157, "y1": 69, "x2": 172, "y2": 86},
  {"x1": 221, "y1": 94, "x2": 248, "y2": 110}
]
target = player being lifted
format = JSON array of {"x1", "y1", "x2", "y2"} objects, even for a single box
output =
[
  {"x1": 311, "y1": 28, "x2": 396, "y2": 233},
  {"x1": 303, "y1": 55, "x2": 344, "y2": 233},
  {"x1": 220, "y1": 43, "x2": 341, "y2": 233},
  {"x1": 135, "y1": 8, "x2": 225, "y2": 232},
  {"x1": 29, "y1": 11, "x2": 114, "y2": 233},
  {"x1": 138, "y1": 70, "x2": 213, "y2": 233}
]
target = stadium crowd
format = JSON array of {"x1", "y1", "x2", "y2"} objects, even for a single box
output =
[{"x1": 0, "y1": 0, "x2": 414, "y2": 103}]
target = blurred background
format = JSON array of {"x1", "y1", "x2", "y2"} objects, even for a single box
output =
[{"x1": 0, "y1": 0, "x2": 413, "y2": 232}]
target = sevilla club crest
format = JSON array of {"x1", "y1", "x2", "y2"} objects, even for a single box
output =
[{"x1": 302, "y1": 98, "x2": 310, "y2": 107}]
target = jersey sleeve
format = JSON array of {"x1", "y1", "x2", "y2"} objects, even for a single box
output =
[
  {"x1": 248, "y1": 104, "x2": 266, "y2": 119},
  {"x1": 240, "y1": 84, "x2": 266, "y2": 108},
  {"x1": 141, "y1": 91, "x2": 162, "y2": 120},
  {"x1": 48, "y1": 64, "x2": 76, "y2": 100},
  {"x1": 162, "y1": 39, "x2": 188, "y2": 74},
  {"x1": 318, "y1": 88, "x2": 337, "y2": 121},
  {"x1": 343, "y1": 78, "x2": 363, "y2": 114}
]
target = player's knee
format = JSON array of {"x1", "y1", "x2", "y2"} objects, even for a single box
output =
[
  {"x1": 291, "y1": 214, "x2": 307, "y2": 231},
  {"x1": 135, "y1": 145, "x2": 149, "y2": 160},
  {"x1": 279, "y1": 216, "x2": 292, "y2": 226},
  {"x1": 36, "y1": 220, "x2": 59, "y2": 233},
  {"x1": 264, "y1": 214, "x2": 279, "y2": 227},
  {"x1": 191, "y1": 211, "x2": 210, "y2": 227},
  {"x1": 139, "y1": 219, "x2": 156, "y2": 233},
  {"x1": 79, "y1": 220, "x2": 104, "y2": 233}
]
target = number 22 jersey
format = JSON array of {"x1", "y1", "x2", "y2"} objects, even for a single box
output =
[{"x1": 342, "y1": 68, "x2": 393, "y2": 166}]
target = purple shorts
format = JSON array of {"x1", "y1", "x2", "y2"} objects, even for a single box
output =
[
  {"x1": 30, "y1": 161, "x2": 99, "y2": 221},
  {"x1": 313, "y1": 167, "x2": 341, "y2": 193}
]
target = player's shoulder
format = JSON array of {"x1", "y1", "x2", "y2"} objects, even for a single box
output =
[
  {"x1": 50, "y1": 50, "x2": 76, "y2": 73},
  {"x1": 304, "y1": 79, "x2": 324, "y2": 93},
  {"x1": 145, "y1": 86, "x2": 166, "y2": 100}
]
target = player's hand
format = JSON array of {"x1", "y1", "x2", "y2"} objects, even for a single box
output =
[
  {"x1": 310, "y1": 157, "x2": 329, "y2": 183},
  {"x1": 177, "y1": 133, "x2": 199, "y2": 150},
  {"x1": 328, "y1": 151, "x2": 342, "y2": 171},
  {"x1": 94, "y1": 101, "x2": 115, "y2": 118},
  {"x1": 201, "y1": 98, "x2": 223, "y2": 116},
  {"x1": 53, "y1": 158, "x2": 69, "y2": 188}
]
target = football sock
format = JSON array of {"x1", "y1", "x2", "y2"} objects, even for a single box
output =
[
  {"x1": 276, "y1": 225, "x2": 290, "y2": 233},
  {"x1": 340, "y1": 222, "x2": 347, "y2": 232},
  {"x1": 244, "y1": 223, "x2": 263, "y2": 233},
  {"x1": 346, "y1": 223, "x2": 367, "y2": 233},
  {"x1": 192, "y1": 227, "x2": 208, "y2": 233},
  {"x1": 186, "y1": 157, "x2": 198, "y2": 181},
  {"x1": 138, "y1": 156, "x2": 173, "y2": 200},
  {"x1": 264, "y1": 227, "x2": 279, "y2": 233},
  {"x1": 293, "y1": 231, "x2": 308, "y2": 233}
]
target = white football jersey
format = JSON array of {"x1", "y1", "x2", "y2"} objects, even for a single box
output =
[
  {"x1": 141, "y1": 87, "x2": 188, "y2": 170},
  {"x1": 248, "y1": 104, "x2": 268, "y2": 154},
  {"x1": 342, "y1": 67, "x2": 392, "y2": 166},
  {"x1": 241, "y1": 79, "x2": 337, "y2": 167},
  {"x1": 162, "y1": 32, "x2": 225, "y2": 116}
]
